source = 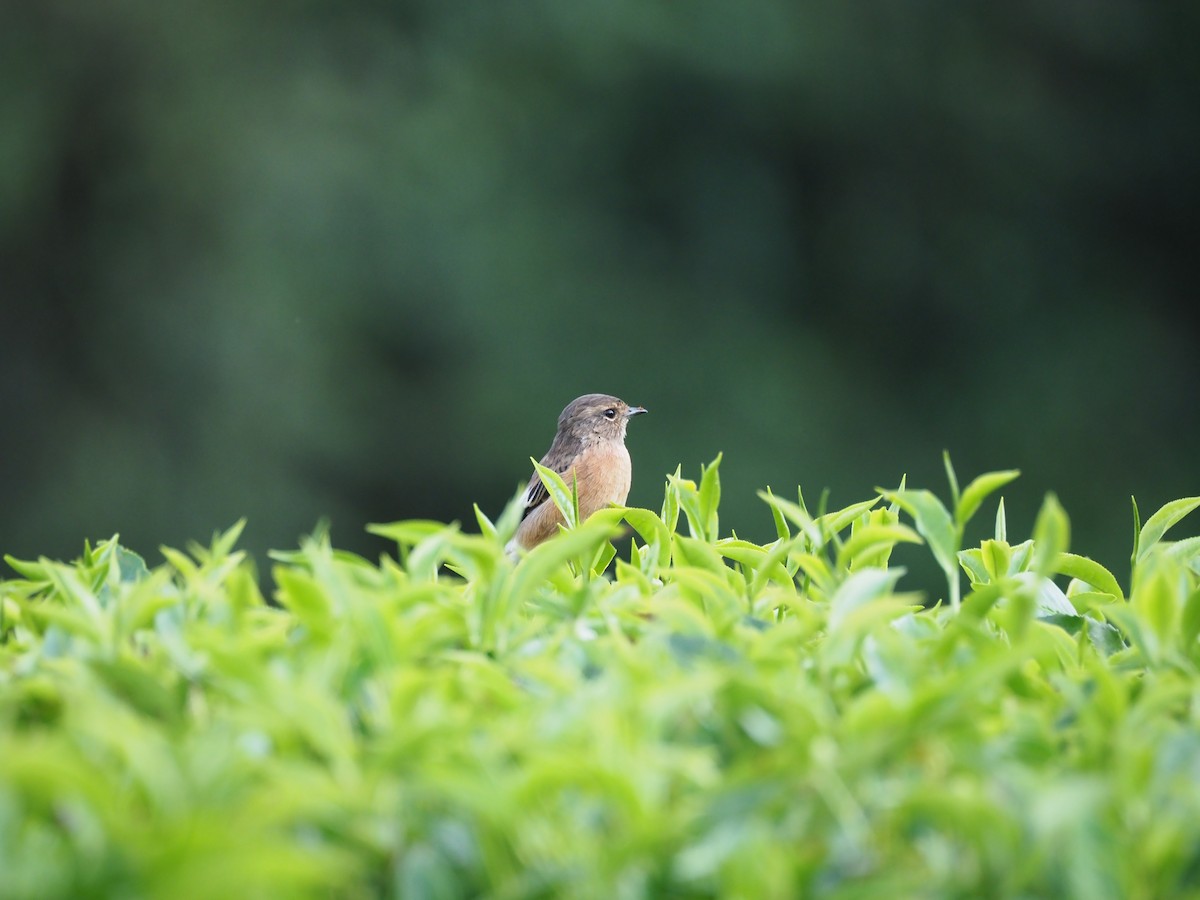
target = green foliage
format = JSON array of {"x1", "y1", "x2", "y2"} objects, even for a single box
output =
[{"x1": 3, "y1": 462, "x2": 1200, "y2": 898}]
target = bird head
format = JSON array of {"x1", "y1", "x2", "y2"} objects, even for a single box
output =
[{"x1": 556, "y1": 393, "x2": 648, "y2": 444}]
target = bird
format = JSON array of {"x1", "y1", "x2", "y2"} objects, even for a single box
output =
[{"x1": 506, "y1": 393, "x2": 648, "y2": 555}]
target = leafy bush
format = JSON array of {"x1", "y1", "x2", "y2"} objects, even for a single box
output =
[{"x1": 2, "y1": 459, "x2": 1198, "y2": 899}]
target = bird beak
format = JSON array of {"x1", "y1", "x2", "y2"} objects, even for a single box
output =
[{"x1": 625, "y1": 406, "x2": 648, "y2": 417}]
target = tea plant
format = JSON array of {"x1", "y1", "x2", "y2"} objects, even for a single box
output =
[{"x1": 1, "y1": 459, "x2": 1198, "y2": 899}]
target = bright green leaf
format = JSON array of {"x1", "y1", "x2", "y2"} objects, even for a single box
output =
[
  {"x1": 1054, "y1": 553, "x2": 1124, "y2": 601},
  {"x1": 1032, "y1": 493, "x2": 1070, "y2": 576},
  {"x1": 1137, "y1": 496, "x2": 1200, "y2": 562},
  {"x1": 956, "y1": 469, "x2": 1020, "y2": 529}
]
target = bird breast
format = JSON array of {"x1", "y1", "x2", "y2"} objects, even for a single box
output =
[{"x1": 572, "y1": 441, "x2": 632, "y2": 519}]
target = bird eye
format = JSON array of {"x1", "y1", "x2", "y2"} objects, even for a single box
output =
[{"x1": 604, "y1": 408, "x2": 617, "y2": 419}]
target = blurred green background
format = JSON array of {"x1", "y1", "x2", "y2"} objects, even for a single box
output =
[{"x1": 3, "y1": 2, "x2": 1197, "y2": 591}]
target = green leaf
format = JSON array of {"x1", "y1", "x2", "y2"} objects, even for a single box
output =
[
  {"x1": 980, "y1": 540, "x2": 1013, "y2": 581},
  {"x1": 1054, "y1": 553, "x2": 1124, "y2": 601},
  {"x1": 1023, "y1": 573, "x2": 1077, "y2": 617},
  {"x1": 367, "y1": 520, "x2": 456, "y2": 549},
  {"x1": 1132, "y1": 567, "x2": 1176, "y2": 643},
  {"x1": 1129, "y1": 495, "x2": 1141, "y2": 570},
  {"x1": 44, "y1": 562, "x2": 105, "y2": 621},
  {"x1": 210, "y1": 518, "x2": 248, "y2": 559},
  {"x1": 1061, "y1": 590, "x2": 1116, "y2": 618},
  {"x1": 960, "y1": 581, "x2": 1006, "y2": 622},
  {"x1": 747, "y1": 537, "x2": 802, "y2": 597},
  {"x1": 836, "y1": 524, "x2": 922, "y2": 571},
  {"x1": 661, "y1": 464, "x2": 683, "y2": 533},
  {"x1": 407, "y1": 526, "x2": 460, "y2": 582},
  {"x1": 90, "y1": 656, "x2": 182, "y2": 722},
  {"x1": 530, "y1": 458, "x2": 580, "y2": 529},
  {"x1": 25, "y1": 603, "x2": 105, "y2": 642},
  {"x1": 698, "y1": 453, "x2": 723, "y2": 541},
  {"x1": 1037, "y1": 613, "x2": 1124, "y2": 656},
  {"x1": 943, "y1": 451, "x2": 961, "y2": 511},
  {"x1": 225, "y1": 564, "x2": 265, "y2": 611},
  {"x1": 1163, "y1": 535, "x2": 1200, "y2": 566},
  {"x1": 119, "y1": 572, "x2": 181, "y2": 635},
  {"x1": 160, "y1": 545, "x2": 199, "y2": 582},
  {"x1": 757, "y1": 490, "x2": 820, "y2": 547},
  {"x1": 673, "y1": 534, "x2": 727, "y2": 574},
  {"x1": 273, "y1": 566, "x2": 334, "y2": 635},
  {"x1": 620, "y1": 507, "x2": 673, "y2": 570},
  {"x1": 115, "y1": 545, "x2": 152, "y2": 583},
  {"x1": 716, "y1": 539, "x2": 791, "y2": 586},
  {"x1": 1032, "y1": 493, "x2": 1070, "y2": 576},
  {"x1": 763, "y1": 487, "x2": 790, "y2": 541},
  {"x1": 956, "y1": 469, "x2": 1020, "y2": 529},
  {"x1": 816, "y1": 498, "x2": 883, "y2": 543},
  {"x1": 885, "y1": 474, "x2": 907, "y2": 513},
  {"x1": 669, "y1": 566, "x2": 742, "y2": 631},
  {"x1": 879, "y1": 488, "x2": 959, "y2": 604},
  {"x1": 823, "y1": 570, "x2": 914, "y2": 668},
  {"x1": 473, "y1": 503, "x2": 497, "y2": 540},
  {"x1": 1180, "y1": 588, "x2": 1200, "y2": 650},
  {"x1": 827, "y1": 567, "x2": 905, "y2": 633},
  {"x1": 790, "y1": 552, "x2": 835, "y2": 595},
  {"x1": 1085, "y1": 616, "x2": 1126, "y2": 656},
  {"x1": 615, "y1": 557, "x2": 655, "y2": 594},
  {"x1": 3, "y1": 554, "x2": 49, "y2": 582},
  {"x1": 590, "y1": 536, "x2": 618, "y2": 577},
  {"x1": 671, "y1": 472, "x2": 709, "y2": 542},
  {"x1": 997, "y1": 576, "x2": 1038, "y2": 640},
  {"x1": 1137, "y1": 496, "x2": 1200, "y2": 562},
  {"x1": 958, "y1": 548, "x2": 990, "y2": 585}
]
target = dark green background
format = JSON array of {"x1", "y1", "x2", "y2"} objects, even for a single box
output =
[{"x1": 3, "y1": 3, "x2": 1197, "y2": 593}]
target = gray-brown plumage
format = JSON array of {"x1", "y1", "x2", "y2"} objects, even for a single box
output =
[{"x1": 506, "y1": 393, "x2": 648, "y2": 555}]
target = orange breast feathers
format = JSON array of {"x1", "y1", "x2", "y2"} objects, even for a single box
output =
[
  {"x1": 572, "y1": 441, "x2": 633, "y2": 518},
  {"x1": 512, "y1": 442, "x2": 632, "y2": 551}
]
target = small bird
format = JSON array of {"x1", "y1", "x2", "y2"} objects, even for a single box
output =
[{"x1": 506, "y1": 393, "x2": 648, "y2": 555}]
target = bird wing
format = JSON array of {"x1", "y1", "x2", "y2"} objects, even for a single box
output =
[{"x1": 520, "y1": 472, "x2": 549, "y2": 521}]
